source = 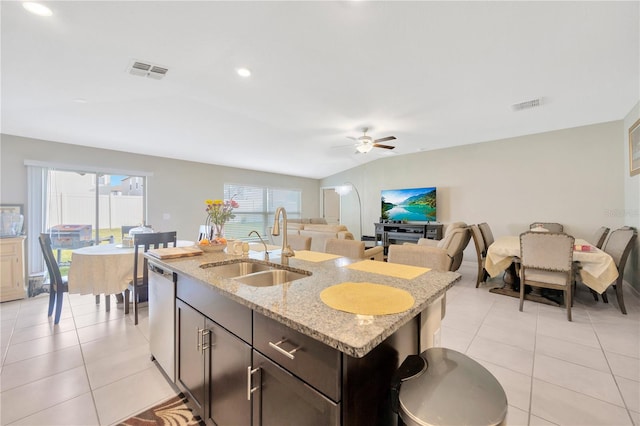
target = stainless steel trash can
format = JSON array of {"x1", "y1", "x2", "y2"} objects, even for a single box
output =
[{"x1": 391, "y1": 347, "x2": 508, "y2": 426}]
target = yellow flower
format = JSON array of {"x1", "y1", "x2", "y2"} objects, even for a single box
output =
[
  {"x1": 213, "y1": 199, "x2": 223, "y2": 205},
  {"x1": 205, "y1": 199, "x2": 214, "y2": 205}
]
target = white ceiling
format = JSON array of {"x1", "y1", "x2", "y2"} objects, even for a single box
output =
[{"x1": 2, "y1": 1, "x2": 638, "y2": 179}]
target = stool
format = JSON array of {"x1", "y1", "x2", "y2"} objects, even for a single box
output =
[{"x1": 391, "y1": 347, "x2": 507, "y2": 426}]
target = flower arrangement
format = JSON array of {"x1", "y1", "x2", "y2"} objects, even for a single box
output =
[{"x1": 200, "y1": 197, "x2": 239, "y2": 245}]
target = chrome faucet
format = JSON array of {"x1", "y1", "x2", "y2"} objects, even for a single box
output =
[
  {"x1": 272, "y1": 207, "x2": 294, "y2": 265},
  {"x1": 248, "y1": 230, "x2": 269, "y2": 261}
]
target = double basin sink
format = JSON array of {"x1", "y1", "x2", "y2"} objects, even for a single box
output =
[{"x1": 201, "y1": 259, "x2": 311, "y2": 287}]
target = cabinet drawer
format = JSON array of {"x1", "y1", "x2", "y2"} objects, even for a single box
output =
[
  {"x1": 253, "y1": 312, "x2": 341, "y2": 401},
  {"x1": 177, "y1": 275, "x2": 252, "y2": 344}
]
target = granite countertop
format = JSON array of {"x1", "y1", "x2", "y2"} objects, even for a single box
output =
[{"x1": 146, "y1": 249, "x2": 460, "y2": 358}]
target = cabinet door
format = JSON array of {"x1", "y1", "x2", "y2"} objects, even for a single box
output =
[
  {"x1": 175, "y1": 299, "x2": 206, "y2": 413},
  {"x1": 0, "y1": 238, "x2": 25, "y2": 302},
  {"x1": 251, "y1": 351, "x2": 340, "y2": 426},
  {"x1": 207, "y1": 319, "x2": 252, "y2": 426}
]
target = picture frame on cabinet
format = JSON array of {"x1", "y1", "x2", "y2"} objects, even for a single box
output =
[
  {"x1": 0, "y1": 204, "x2": 23, "y2": 215},
  {"x1": 630, "y1": 118, "x2": 640, "y2": 176}
]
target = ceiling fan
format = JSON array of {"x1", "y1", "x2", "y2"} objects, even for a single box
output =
[{"x1": 347, "y1": 128, "x2": 397, "y2": 154}]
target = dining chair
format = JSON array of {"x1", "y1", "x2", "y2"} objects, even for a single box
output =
[
  {"x1": 324, "y1": 238, "x2": 384, "y2": 261},
  {"x1": 598, "y1": 226, "x2": 637, "y2": 314},
  {"x1": 470, "y1": 224, "x2": 488, "y2": 288},
  {"x1": 478, "y1": 222, "x2": 495, "y2": 255},
  {"x1": 519, "y1": 231, "x2": 575, "y2": 321},
  {"x1": 590, "y1": 226, "x2": 610, "y2": 249},
  {"x1": 387, "y1": 244, "x2": 450, "y2": 271},
  {"x1": 287, "y1": 234, "x2": 312, "y2": 251},
  {"x1": 128, "y1": 231, "x2": 177, "y2": 325},
  {"x1": 529, "y1": 222, "x2": 563, "y2": 233},
  {"x1": 39, "y1": 233, "x2": 69, "y2": 325}
]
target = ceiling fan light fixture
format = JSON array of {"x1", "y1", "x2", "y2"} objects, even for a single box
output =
[
  {"x1": 356, "y1": 143, "x2": 373, "y2": 154},
  {"x1": 23, "y1": 2, "x2": 53, "y2": 16}
]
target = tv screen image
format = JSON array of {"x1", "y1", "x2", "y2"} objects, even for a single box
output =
[{"x1": 381, "y1": 187, "x2": 436, "y2": 222}]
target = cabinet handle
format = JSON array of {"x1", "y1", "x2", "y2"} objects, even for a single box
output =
[
  {"x1": 268, "y1": 338, "x2": 300, "y2": 360},
  {"x1": 247, "y1": 366, "x2": 260, "y2": 401},
  {"x1": 196, "y1": 327, "x2": 201, "y2": 352},
  {"x1": 201, "y1": 329, "x2": 211, "y2": 351}
]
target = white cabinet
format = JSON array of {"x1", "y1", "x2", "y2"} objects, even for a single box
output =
[{"x1": 0, "y1": 237, "x2": 26, "y2": 302}]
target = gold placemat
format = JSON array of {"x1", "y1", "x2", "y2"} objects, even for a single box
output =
[
  {"x1": 346, "y1": 260, "x2": 430, "y2": 279},
  {"x1": 293, "y1": 250, "x2": 342, "y2": 262},
  {"x1": 320, "y1": 282, "x2": 415, "y2": 315}
]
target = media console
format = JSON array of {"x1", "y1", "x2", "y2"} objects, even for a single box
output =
[{"x1": 374, "y1": 223, "x2": 443, "y2": 254}]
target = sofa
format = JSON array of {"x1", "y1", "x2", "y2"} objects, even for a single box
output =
[{"x1": 286, "y1": 223, "x2": 354, "y2": 252}]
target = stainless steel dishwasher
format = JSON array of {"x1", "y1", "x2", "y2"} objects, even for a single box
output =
[{"x1": 149, "y1": 263, "x2": 176, "y2": 382}]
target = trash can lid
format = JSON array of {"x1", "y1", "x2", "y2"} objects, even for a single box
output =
[{"x1": 399, "y1": 347, "x2": 507, "y2": 426}]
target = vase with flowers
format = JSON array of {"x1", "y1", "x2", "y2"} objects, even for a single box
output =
[{"x1": 199, "y1": 197, "x2": 239, "y2": 249}]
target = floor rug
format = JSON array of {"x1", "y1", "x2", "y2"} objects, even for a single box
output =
[{"x1": 117, "y1": 393, "x2": 204, "y2": 426}]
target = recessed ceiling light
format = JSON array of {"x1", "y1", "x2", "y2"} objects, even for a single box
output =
[
  {"x1": 236, "y1": 68, "x2": 251, "y2": 78},
  {"x1": 73, "y1": 98, "x2": 87, "y2": 104},
  {"x1": 23, "y1": 2, "x2": 53, "y2": 17}
]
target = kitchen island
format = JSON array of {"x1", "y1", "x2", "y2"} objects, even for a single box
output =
[{"x1": 146, "y1": 249, "x2": 460, "y2": 426}]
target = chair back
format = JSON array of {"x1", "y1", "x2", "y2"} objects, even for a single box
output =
[
  {"x1": 519, "y1": 231, "x2": 574, "y2": 272},
  {"x1": 470, "y1": 225, "x2": 485, "y2": 258},
  {"x1": 387, "y1": 244, "x2": 450, "y2": 271},
  {"x1": 590, "y1": 226, "x2": 610, "y2": 249},
  {"x1": 288, "y1": 234, "x2": 312, "y2": 251},
  {"x1": 601, "y1": 227, "x2": 637, "y2": 270},
  {"x1": 131, "y1": 231, "x2": 177, "y2": 324},
  {"x1": 530, "y1": 222, "x2": 563, "y2": 233},
  {"x1": 478, "y1": 222, "x2": 495, "y2": 249},
  {"x1": 39, "y1": 233, "x2": 65, "y2": 291},
  {"x1": 324, "y1": 238, "x2": 364, "y2": 259},
  {"x1": 39, "y1": 233, "x2": 68, "y2": 324}
]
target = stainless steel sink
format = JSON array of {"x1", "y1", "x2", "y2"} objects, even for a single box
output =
[
  {"x1": 201, "y1": 261, "x2": 273, "y2": 278},
  {"x1": 234, "y1": 269, "x2": 311, "y2": 287},
  {"x1": 201, "y1": 259, "x2": 311, "y2": 287}
]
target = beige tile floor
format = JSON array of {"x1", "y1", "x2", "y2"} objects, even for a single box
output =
[{"x1": 1, "y1": 262, "x2": 639, "y2": 425}]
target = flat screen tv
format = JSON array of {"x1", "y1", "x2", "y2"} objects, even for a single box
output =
[{"x1": 381, "y1": 187, "x2": 436, "y2": 222}]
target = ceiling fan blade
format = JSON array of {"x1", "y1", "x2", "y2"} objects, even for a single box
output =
[
  {"x1": 373, "y1": 136, "x2": 396, "y2": 143},
  {"x1": 373, "y1": 143, "x2": 395, "y2": 150},
  {"x1": 346, "y1": 136, "x2": 357, "y2": 141}
]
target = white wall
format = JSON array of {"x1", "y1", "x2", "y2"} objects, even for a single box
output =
[
  {"x1": 322, "y1": 120, "x2": 638, "y2": 286},
  {"x1": 0, "y1": 134, "x2": 320, "y2": 244},
  {"x1": 623, "y1": 102, "x2": 640, "y2": 288}
]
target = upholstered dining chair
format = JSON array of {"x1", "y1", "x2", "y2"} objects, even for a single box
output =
[
  {"x1": 287, "y1": 234, "x2": 312, "y2": 251},
  {"x1": 529, "y1": 222, "x2": 563, "y2": 233},
  {"x1": 470, "y1": 224, "x2": 488, "y2": 288},
  {"x1": 590, "y1": 226, "x2": 610, "y2": 249},
  {"x1": 324, "y1": 238, "x2": 384, "y2": 261},
  {"x1": 598, "y1": 226, "x2": 637, "y2": 314},
  {"x1": 416, "y1": 222, "x2": 470, "y2": 272},
  {"x1": 39, "y1": 233, "x2": 69, "y2": 325},
  {"x1": 478, "y1": 222, "x2": 495, "y2": 255},
  {"x1": 387, "y1": 244, "x2": 450, "y2": 271},
  {"x1": 519, "y1": 231, "x2": 575, "y2": 321},
  {"x1": 128, "y1": 231, "x2": 177, "y2": 325}
]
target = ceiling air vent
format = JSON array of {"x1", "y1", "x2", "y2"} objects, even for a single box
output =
[
  {"x1": 510, "y1": 98, "x2": 542, "y2": 112},
  {"x1": 127, "y1": 60, "x2": 168, "y2": 80}
]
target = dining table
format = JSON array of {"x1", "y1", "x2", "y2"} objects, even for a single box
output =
[
  {"x1": 485, "y1": 235, "x2": 618, "y2": 303},
  {"x1": 68, "y1": 240, "x2": 195, "y2": 305}
]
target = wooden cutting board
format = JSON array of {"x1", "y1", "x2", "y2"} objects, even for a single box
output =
[{"x1": 147, "y1": 246, "x2": 203, "y2": 259}]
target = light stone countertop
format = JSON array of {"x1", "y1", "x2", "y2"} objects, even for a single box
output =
[{"x1": 146, "y1": 250, "x2": 460, "y2": 358}]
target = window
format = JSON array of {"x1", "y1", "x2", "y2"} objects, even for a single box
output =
[{"x1": 223, "y1": 183, "x2": 301, "y2": 240}]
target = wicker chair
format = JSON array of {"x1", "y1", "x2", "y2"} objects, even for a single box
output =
[
  {"x1": 470, "y1": 224, "x2": 488, "y2": 287},
  {"x1": 598, "y1": 227, "x2": 637, "y2": 314},
  {"x1": 478, "y1": 223, "x2": 495, "y2": 255},
  {"x1": 519, "y1": 231, "x2": 575, "y2": 321},
  {"x1": 529, "y1": 222, "x2": 564, "y2": 233},
  {"x1": 324, "y1": 238, "x2": 384, "y2": 261},
  {"x1": 590, "y1": 226, "x2": 610, "y2": 249}
]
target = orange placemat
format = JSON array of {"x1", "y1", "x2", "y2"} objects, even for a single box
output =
[
  {"x1": 293, "y1": 250, "x2": 342, "y2": 262},
  {"x1": 346, "y1": 260, "x2": 430, "y2": 279},
  {"x1": 320, "y1": 282, "x2": 415, "y2": 315}
]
